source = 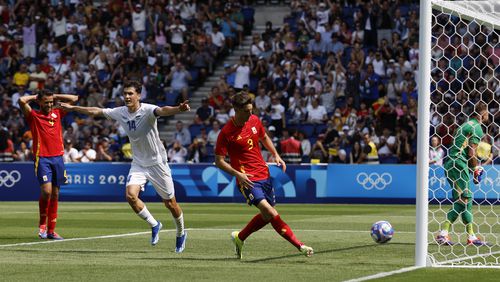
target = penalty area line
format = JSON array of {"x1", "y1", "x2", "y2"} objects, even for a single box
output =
[{"x1": 343, "y1": 266, "x2": 422, "y2": 282}]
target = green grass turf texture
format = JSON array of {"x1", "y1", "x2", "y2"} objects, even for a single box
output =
[{"x1": 0, "y1": 202, "x2": 498, "y2": 281}]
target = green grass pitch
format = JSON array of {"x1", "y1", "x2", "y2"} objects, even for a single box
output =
[{"x1": 0, "y1": 202, "x2": 498, "y2": 281}]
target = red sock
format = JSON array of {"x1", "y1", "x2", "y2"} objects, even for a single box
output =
[
  {"x1": 238, "y1": 213, "x2": 269, "y2": 241},
  {"x1": 39, "y1": 197, "x2": 50, "y2": 227},
  {"x1": 47, "y1": 198, "x2": 58, "y2": 234},
  {"x1": 270, "y1": 215, "x2": 303, "y2": 249}
]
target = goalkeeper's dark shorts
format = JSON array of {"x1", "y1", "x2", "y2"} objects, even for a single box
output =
[{"x1": 444, "y1": 159, "x2": 472, "y2": 200}]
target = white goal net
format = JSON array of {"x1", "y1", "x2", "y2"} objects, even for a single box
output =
[{"x1": 427, "y1": 0, "x2": 500, "y2": 267}]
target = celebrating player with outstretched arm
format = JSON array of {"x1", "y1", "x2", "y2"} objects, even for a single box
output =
[
  {"x1": 59, "y1": 80, "x2": 188, "y2": 252},
  {"x1": 19, "y1": 90, "x2": 79, "y2": 240},
  {"x1": 215, "y1": 93, "x2": 313, "y2": 259},
  {"x1": 436, "y1": 102, "x2": 489, "y2": 246}
]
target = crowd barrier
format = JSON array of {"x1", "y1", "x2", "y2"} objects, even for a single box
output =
[{"x1": 0, "y1": 163, "x2": 498, "y2": 203}]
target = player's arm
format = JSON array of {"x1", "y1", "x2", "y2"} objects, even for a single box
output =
[
  {"x1": 58, "y1": 103, "x2": 104, "y2": 117},
  {"x1": 215, "y1": 155, "x2": 254, "y2": 189},
  {"x1": 154, "y1": 100, "x2": 190, "y2": 117},
  {"x1": 468, "y1": 143, "x2": 484, "y2": 184},
  {"x1": 260, "y1": 133, "x2": 286, "y2": 172},
  {"x1": 18, "y1": 94, "x2": 38, "y2": 117},
  {"x1": 54, "y1": 94, "x2": 78, "y2": 104}
]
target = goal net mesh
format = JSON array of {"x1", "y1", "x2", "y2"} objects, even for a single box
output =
[{"x1": 428, "y1": 0, "x2": 500, "y2": 267}]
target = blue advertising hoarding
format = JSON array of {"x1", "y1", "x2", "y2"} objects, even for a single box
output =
[{"x1": 0, "y1": 163, "x2": 499, "y2": 203}]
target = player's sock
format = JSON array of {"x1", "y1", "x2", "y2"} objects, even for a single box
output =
[
  {"x1": 270, "y1": 215, "x2": 303, "y2": 249},
  {"x1": 238, "y1": 213, "x2": 269, "y2": 241},
  {"x1": 442, "y1": 221, "x2": 452, "y2": 233},
  {"x1": 39, "y1": 196, "x2": 50, "y2": 226},
  {"x1": 47, "y1": 198, "x2": 58, "y2": 234},
  {"x1": 173, "y1": 212, "x2": 185, "y2": 237},
  {"x1": 463, "y1": 200, "x2": 474, "y2": 236},
  {"x1": 466, "y1": 224, "x2": 475, "y2": 236},
  {"x1": 137, "y1": 206, "x2": 158, "y2": 228}
]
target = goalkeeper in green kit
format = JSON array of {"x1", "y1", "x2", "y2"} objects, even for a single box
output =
[{"x1": 436, "y1": 102, "x2": 489, "y2": 246}]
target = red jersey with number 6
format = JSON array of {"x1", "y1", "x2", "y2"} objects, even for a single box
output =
[
  {"x1": 27, "y1": 108, "x2": 66, "y2": 157},
  {"x1": 215, "y1": 114, "x2": 269, "y2": 181}
]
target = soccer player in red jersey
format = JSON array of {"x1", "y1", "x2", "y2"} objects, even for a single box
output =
[
  {"x1": 19, "y1": 90, "x2": 78, "y2": 240},
  {"x1": 215, "y1": 93, "x2": 313, "y2": 259}
]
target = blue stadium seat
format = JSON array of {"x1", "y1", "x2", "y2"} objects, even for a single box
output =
[
  {"x1": 165, "y1": 91, "x2": 179, "y2": 106},
  {"x1": 189, "y1": 124, "x2": 204, "y2": 139},
  {"x1": 297, "y1": 124, "x2": 315, "y2": 138},
  {"x1": 315, "y1": 124, "x2": 327, "y2": 135}
]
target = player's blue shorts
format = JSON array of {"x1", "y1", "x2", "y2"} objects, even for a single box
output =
[
  {"x1": 35, "y1": 156, "x2": 67, "y2": 186},
  {"x1": 239, "y1": 178, "x2": 276, "y2": 207}
]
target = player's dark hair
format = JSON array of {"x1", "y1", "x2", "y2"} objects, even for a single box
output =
[
  {"x1": 474, "y1": 101, "x2": 488, "y2": 115},
  {"x1": 36, "y1": 89, "x2": 54, "y2": 100},
  {"x1": 124, "y1": 80, "x2": 142, "y2": 94},
  {"x1": 231, "y1": 93, "x2": 252, "y2": 109}
]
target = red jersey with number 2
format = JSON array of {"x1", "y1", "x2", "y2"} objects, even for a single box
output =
[
  {"x1": 27, "y1": 108, "x2": 66, "y2": 157},
  {"x1": 215, "y1": 115, "x2": 269, "y2": 181}
]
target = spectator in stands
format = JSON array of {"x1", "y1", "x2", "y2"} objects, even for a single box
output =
[
  {"x1": 396, "y1": 128, "x2": 413, "y2": 164},
  {"x1": 310, "y1": 134, "x2": 328, "y2": 163},
  {"x1": 194, "y1": 98, "x2": 215, "y2": 126},
  {"x1": 429, "y1": 135, "x2": 445, "y2": 166},
  {"x1": 187, "y1": 137, "x2": 207, "y2": 163},
  {"x1": 345, "y1": 62, "x2": 361, "y2": 109},
  {"x1": 306, "y1": 98, "x2": 328, "y2": 124},
  {"x1": 13, "y1": 63, "x2": 29, "y2": 87},
  {"x1": 359, "y1": 132, "x2": 379, "y2": 164},
  {"x1": 297, "y1": 131, "x2": 311, "y2": 163},
  {"x1": 174, "y1": 120, "x2": 191, "y2": 147},
  {"x1": 210, "y1": 25, "x2": 226, "y2": 54},
  {"x1": 14, "y1": 141, "x2": 32, "y2": 161},
  {"x1": 208, "y1": 86, "x2": 225, "y2": 110},
  {"x1": 96, "y1": 137, "x2": 115, "y2": 162},
  {"x1": 232, "y1": 55, "x2": 252, "y2": 91},
  {"x1": 63, "y1": 139, "x2": 79, "y2": 163},
  {"x1": 167, "y1": 62, "x2": 191, "y2": 93},
  {"x1": 0, "y1": 128, "x2": 14, "y2": 162},
  {"x1": 254, "y1": 88, "x2": 270, "y2": 116},
  {"x1": 279, "y1": 129, "x2": 302, "y2": 164},
  {"x1": 207, "y1": 120, "x2": 221, "y2": 147},
  {"x1": 78, "y1": 140, "x2": 97, "y2": 163},
  {"x1": 377, "y1": 128, "x2": 398, "y2": 163},
  {"x1": 168, "y1": 140, "x2": 188, "y2": 163},
  {"x1": 268, "y1": 95, "x2": 286, "y2": 137}
]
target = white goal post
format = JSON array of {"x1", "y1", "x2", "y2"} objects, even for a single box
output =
[{"x1": 417, "y1": 0, "x2": 500, "y2": 268}]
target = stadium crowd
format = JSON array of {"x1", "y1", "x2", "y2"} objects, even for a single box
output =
[{"x1": 0, "y1": 0, "x2": 498, "y2": 165}]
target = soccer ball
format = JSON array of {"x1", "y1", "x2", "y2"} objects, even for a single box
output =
[{"x1": 371, "y1": 221, "x2": 394, "y2": 244}]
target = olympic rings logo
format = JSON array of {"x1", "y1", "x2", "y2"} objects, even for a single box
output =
[
  {"x1": 356, "y1": 172, "x2": 392, "y2": 190},
  {"x1": 0, "y1": 170, "x2": 21, "y2": 188}
]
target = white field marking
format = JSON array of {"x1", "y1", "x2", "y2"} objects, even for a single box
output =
[
  {"x1": 435, "y1": 249, "x2": 500, "y2": 266},
  {"x1": 0, "y1": 228, "x2": 414, "y2": 248},
  {"x1": 343, "y1": 266, "x2": 422, "y2": 282}
]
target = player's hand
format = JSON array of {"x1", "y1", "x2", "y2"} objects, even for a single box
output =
[
  {"x1": 179, "y1": 100, "x2": 190, "y2": 112},
  {"x1": 236, "y1": 172, "x2": 254, "y2": 189},
  {"x1": 473, "y1": 166, "x2": 484, "y2": 184},
  {"x1": 274, "y1": 155, "x2": 287, "y2": 172}
]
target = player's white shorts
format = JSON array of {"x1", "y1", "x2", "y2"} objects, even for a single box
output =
[{"x1": 126, "y1": 161, "x2": 175, "y2": 200}]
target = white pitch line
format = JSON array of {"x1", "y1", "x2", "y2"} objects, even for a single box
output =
[
  {"x1": 343, "y1": 266, "x2": 422, "y2": 282},
  {"x1": 436, "y1": 249, "x2": 500, "y2": 266},
  {"x1": 0, "y1": 228, "x2": 414, "y2": 248}
]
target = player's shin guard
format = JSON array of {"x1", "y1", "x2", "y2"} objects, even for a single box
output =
[
  {"x1": 238, "y1": 213, "x2": 269, "y2": 241},
  {"x1": 270, "y1": 215, "x2": 303, "y2": 249},
  {"x1": 39, "y1": 197, "x2": 50, "y2": 226},
  {"x1": 47, "y1": 198, "x2": 58, "y2": 234}
]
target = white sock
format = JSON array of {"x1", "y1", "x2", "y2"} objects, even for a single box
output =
[
  {"x1": 137, "y1": 206, "x2": 158, "y2": 228},
  {"x1": 439, "y1": 230, "x2": 449, "y2": 236},
  {"x1": 173, "y1": 213, "x2": 185, "y2": 237}
]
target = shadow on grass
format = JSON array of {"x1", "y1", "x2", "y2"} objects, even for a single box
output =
[{"x1": 245, "y1": 242, "x2": 415, "y2": 263}]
